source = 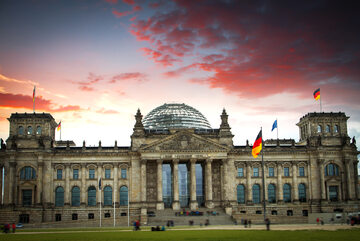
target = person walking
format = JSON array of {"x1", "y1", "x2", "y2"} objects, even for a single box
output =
[
  {"x1": 12, "y1": 223, "x2": 16, "y2": 233},
  {"x1": 265, "y1": 218, "x2": 270, "y2": 231}
]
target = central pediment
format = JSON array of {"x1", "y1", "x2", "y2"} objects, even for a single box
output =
[{"x1": 140, "y1": 130, "x2": 230, "y2": 152}]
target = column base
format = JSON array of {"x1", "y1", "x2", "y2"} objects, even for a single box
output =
[
  {"x1": 205, "y1": 200, "x2": 214, "y2": 208},
  {"x1": 156, "y1": 202, "x2": 164, "y2": 210},
  {"x1": 190, "y1": 200, "x2": 198, "y2": 210},
  {"x1": 225, "y1": 207, "x2": 233, "y2": 215},
  {"x1": 172, "y1": 201, "x2": 180, "y2": 210}
]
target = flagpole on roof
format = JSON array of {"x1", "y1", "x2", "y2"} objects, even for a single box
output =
[
  {"x1": 33, "y1": 86, "x2": 36, "y2": 113},
  {"x1": 276, "y1": 119, "x2": 278, "y2": 140},
  {"x1": 320, "y1": 92, "x2": 322, "y2": 112},
  {"x1": 260, "y1": 127, "x2": 266, "y2": 222}
]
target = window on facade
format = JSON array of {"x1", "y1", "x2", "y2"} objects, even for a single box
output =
[
  {"x1": 271, "y1": 210, "x2": 278, "y2": 215},
  {"x1": 19, "y1": 214, "x2": 30, "y2": 223},
  {"x1": 298, "y1": 183, "x2": 306, "y2": 202},
  {"x1": 253, "y1": 167, "x2": 259, "y2": 177},
  {"x1": 88, "y1": 213, "x2": 94, "y2": 219},
  {"x1": 252, "y1": 184, "x2": 260, "y2": 204},
  {"x1": 325, "y1": 125, "x2": 330, "y2": 133},
  {"x1": 325, "y1": 163, "x2": 339, "y2": 176},
  {"x1": 57, "y1": 169, "x2": 63, "y2": 180},
  {"x1": 287, "y1": 210, "x2": 293, "y2": 216},
  {"x1": 105, "y1": 213, "x2": 111, "y2": 218},
  {"x1": 329, "y1": 186, "x2": 338, "y2": 202},
  {"x1": 121, "y1": 212, "x2": 127, "y2": 216},
  {"x1": 73, "y1": 169, "x2": 79, "y2": 179},
  {"x1": 104, "y1": 186, "x2": 112, "y2": 206},
  {"x1": 283, "y1": 184, "x2": 291, "y2": 203},
  {"x1": 72, "y1": 213, "x2": 78, "y2": 220},
  {"x1": 55, "y1": 186, "x2": 64, "y2": 207},
  {"x1": 71, "y1": 186, "x2": 80, "y2": 206},
  {"x1": 22, "y1": 190, "x2": 32, "y2": 206},
  {"x1": 36, "y1": 126, "x2": 42, "y2": 135},
  {"x1": 18, "y1": 126, "x2": 24, "y2": 135},
  {"x1": 317, "y1": 125, "x2": 322, "y2": 133},
  {"x1": 334, "y1": 125, "x2": 339, "y2": 133},
  {"x1": 20, "y1": 166, "x2": 36, "y2": 180},
  {"x1": 105, "y1": 169, "x2": 111, "y2": 179},
  {"x1": 27, "y1": 126, "x2": 33, "y2": 135},
  {"x1": 121, "y1": 168, "x2": 127, "y2": 179},
  {"x1": 89, "y1": 169, "x2": 95, "y2": 179},
  {"x1": 237, "y1": 185, "x2": 245, "y2": 204},
  {"x1": 256, "y1": 210, "x2": 262, "y2": 214},
  {"x1": 284, "y1": 167, "x2": 290, "y2": 177},
  {"x1": 120, "y1": 186, "x2": 128, "y2": 206},
  {"x1": 268, "y1": 184, "x2": 276, "y2": 203},
  {"x1": 269, "y1": 167, "x2": 274, "y2": 177},
  {"x1": 237, "y1": 167, "x2": 244, "y2": 177},
  {"x1": 299, "y1": 167, "x2": 305, "y2": 177},
  {"x1": 88, "y1": 186, "x2": 96, "y2": 206},
  {"x1": 55, "y1": 214, "x2": 61, "y2": 222},
  {"x1": 302, "y1": 210, "x2": 308, "y2": 216}
]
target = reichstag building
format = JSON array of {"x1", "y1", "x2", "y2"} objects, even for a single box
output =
[{"x1": 0, "y1": 103, "x2": 359, "y2": 226}]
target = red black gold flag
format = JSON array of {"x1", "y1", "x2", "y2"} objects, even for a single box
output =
[
  {"x1": 313, "y1": 88, "x2": 320, "y2": 100},
  {"x1": 252, "y1": 130, "x2": 262, "y2": 158}
]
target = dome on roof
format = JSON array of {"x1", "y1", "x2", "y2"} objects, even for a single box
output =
[{"x1": 142, "y1": 103, "x2": 211, "y2": 129}]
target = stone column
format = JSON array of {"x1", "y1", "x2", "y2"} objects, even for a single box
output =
[
  {"x1": 140, "y1": 160, "x2": 147, "y2": 203},
  {"x1": 346, "y1": 160, "x2": 355, "y2": 200},
  {"x1": 172, "y1": 159, "x2": 180, "y2": 210},
  {"x1": 11, "y1": 162, "x2": 17, "y2": 206},
  {"x1": 65, "y1": 164, "x2": 70, "y2": 205},
  {"x1": 114, "y1": 165, "x2": 118, "y2": 205},
  {"x1": 156, "y1": 160, "x2": 164, "y2": 210},
  {"x1": 81, "y1": 164, "x2": 86, "y2": 205},
  {"x1": 246, "y1": 164, "x2": 252, "y2": 203},
  {"x1": 7, "y1": 161, "x2": 15, "y2": 205},
  {"x1": 97, "y1": 163, "x2": 102, "y2": 206},
  {"x1": 277, "y1": 164, "x2": 283, "y2": 203},
  {"x1": 205, "y1": 159, "x2": 214, "y2": 208},
  {"x1": 36, "y1": 162, "x2": 43, "y2": 206},
  {"x1": 292, "y1": 162, "x2": 298, "y2": 202},
  {"x1": 0, "y1": 166, "x2": 2, "y2": 205},
  {"x1": 320, "y1": 162, "x2": 326, "y2": 200},
  {"x1": 190, "y1": 159, "x2": 198, "y2": 210},
  {"x1": 43, "y1": 160, "x2": 52, "y2": 208}
]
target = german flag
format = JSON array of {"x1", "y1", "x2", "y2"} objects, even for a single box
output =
[
  {"x1": 313, "y1": 88, "x2": 320, "y2": 100},
  {"x1": 33, "y1": 86, "x2": 36, "y2": 103},
  {"x1": 252, "y1": 130, "x2": 262, "y2": 158},
  {"x1": 57, "y1": 121, "x2": 61, "y2": 131}
]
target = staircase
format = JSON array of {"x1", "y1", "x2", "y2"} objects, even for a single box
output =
[{"x1": 147, "y1": 208, "x2": 234, "y2": 226}]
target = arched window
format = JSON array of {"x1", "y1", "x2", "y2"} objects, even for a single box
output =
[
  {"x1": 120, "y1": 186, "x2": 128, "y2": 206},
  {"x1": 18, "y1": 126, "x2": 24, "y2": 135},
  {"x1": 27, "y1": 126, "x2": 33, "y2": 135},
  {"x1": 268, "y1": 184, "x2": 276, "y2": 203},
  {"x1": 237, "y1": 185, "x2": 245, "y2": 204},
  {"x1": 325, "y1": 163, "x2": 339, "y2": 176},
  {"x1": 71, "y1": 186, "x2": 80, "y2": 206},
  {"x1": 325, "y1": 125, "x2": 330, "y2": 133},
  {"x1": 298, "y1": 184, "x2": 306, "y2": 202},
  {"x1": 20, "y1": 166, "x2": 36, "y2": 180},
  {"x1": 317, "y1": 125, "x2": 322, "y2": 133},
  {"x1": 88, "y1": 186, "x2": 96, "y2": 206},
  {"x1": 334, "y1": 125, "x2": 339, "y2": 133},
  {"x1": 104, "y1": 186, "x2": 112, "y2": 206},
  {"x1": 283, "y1": 184, "x2": 291, "y2": 203},
  {"x1": 36, "y1": 126, "x2": 42, "y2": 135},
  {"x1": 252, "y1": 184, "x2": 260, "y2": 204},
  {"x1": 55, "y1": 186, "x2": 64, "y2": 207}
]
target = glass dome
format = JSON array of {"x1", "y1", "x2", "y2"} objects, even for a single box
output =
[{"x1": 143, "y1": 103, "x2": 211, "y2": 129}]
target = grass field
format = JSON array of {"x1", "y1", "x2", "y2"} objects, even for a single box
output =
[{"x1": 1, "y1": 229, "x2": 360, "y2": 241}]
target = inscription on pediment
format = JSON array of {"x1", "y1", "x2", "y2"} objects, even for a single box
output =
[{"x1": 143, "y1": 133, "x2": 227, "y2": 152}]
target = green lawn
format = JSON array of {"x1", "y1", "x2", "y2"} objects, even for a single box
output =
[{"x1": 1, "y1": 229, "x2": 360, "y2": 241}]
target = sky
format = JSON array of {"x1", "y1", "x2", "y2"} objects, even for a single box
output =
[{"x1": 0, "y1": 0, "x2": 360, "y2": 152}]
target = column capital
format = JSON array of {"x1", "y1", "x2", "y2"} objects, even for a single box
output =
[
  {"x1": 190, "y1": 158, "x2": 197, "y2": 164},
  {"x1": 141, "y1": 159, "x2": 147, "y2": 165},
  {"x1": 157, "y1": 159, "x2": 163, "y2": 164},
  {"x1": 206, "y1": 158, "x2": 213, "y2": 164},
  {"x1": 172, "y1": 159, "x2": 179, "y2": 164}
]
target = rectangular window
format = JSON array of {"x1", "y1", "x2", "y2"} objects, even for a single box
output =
[
  {"x1": 89, "y1": 169, "x2": 95, "y2": 179},
  {"x1": 284, "y1": 167, "x2": 289, "y2": 177},
  {"x1": 329, "y1": 186, "x2": 338, "y2": 202},
  {"x1": 57, "y1": 169, "x2": 63, "y2": 180},
  {"x1": 299, "y1": 167, "x2": 305, "y2": 177},
  {"x1": 269, "y1": 167, "x2": 274, "y2": 177},
  {"x1": 88, "y1": 213, "x2": 94, "y2": 219},
  {"x1": 73, "y1": 169, "x2": 79, "y2": 180},
  {"x1": 19, "y1": 214, "x2": 30, "y2": 224},
  {"x1": 121, "y1": 168, "x2": 127, "y2": 179},
  {"x1": 253, "y1": 167, "x2": 259, "y2": 177},
  {"x1": 55, "y1": 214, "x2": 61, "y2": 222},
  {"x1": 237, "y1": 167, "x2": 244, "y2": 177},
  {"x1": 22, "y1": 190, "x2": 32, "y2": 206},
  {"x1": 72, "y1": 213, "x2": 78, "y2": 220},
  {"x1": 105, "y1": 169, "x2": 111, "y2": 179}
]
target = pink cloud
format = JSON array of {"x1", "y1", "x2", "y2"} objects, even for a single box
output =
[
  {"x1": 112, "y1": 5, "x2": 142, "y2": 18},
  {"x1": 110, "y1": 72, "x2": 147, "y2": 83},
  {"x1": 96, "y1": 108, "x2": 119, "y2": 114},
  {"x1": 105, "y1": 0, "x2": 118, "y2": 4}
]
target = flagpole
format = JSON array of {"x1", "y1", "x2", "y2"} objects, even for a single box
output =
[
  {"x1": 320, "y1": 95, "x2": 322, "y2": 112},
  {"x1": 276, "y1": 119, "x2": 278, "y2": 140},
  {"x1": 33, "y1": 86, "x2": 35, "y2": 113},
  {"x1": 60, "y1": 124, "x2": 62, "y2": 140},
  {"x1": 99, "y1": 179, "x2": 102, "y2": 227},
  {"x1": 260, "y1": 127, "x2": 266, "y2": 222}
]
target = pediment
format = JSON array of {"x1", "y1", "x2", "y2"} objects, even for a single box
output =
[{"x1": 140, "y1": 130, "x2": 230, "y2": 152}]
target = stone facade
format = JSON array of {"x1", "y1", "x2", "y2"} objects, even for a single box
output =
[{"x1": 0, "y1": 109, "x2": 359, "y2": 226}]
